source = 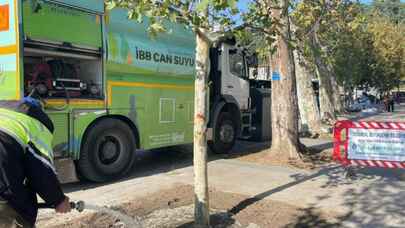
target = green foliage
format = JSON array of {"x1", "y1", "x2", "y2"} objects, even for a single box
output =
[
  {"x1": 105, "y1": 0, "x2": 240, "y2": 37},
  {"x1": 238, "y1": 0, "x2": 280, "y2": 54},
  {"x1": 292, "y1": 0, "x2": 404, "y2": 93},
  {"x1": 233, "y1": 28, "x2": 273, "y2": 60},
  {"x1": 292, "y1": 0, "x2": 356, "y2": 75},
  {"x1": 367, "y1": 14, "x2": 404, "y2": 91},
  {"x1": 371, "y1": 0, "x2": 405, "y2": 24}
]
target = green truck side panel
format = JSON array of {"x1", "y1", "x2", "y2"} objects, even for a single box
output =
[
  {"x1": 0, "y1": 71, "x2": 19, "y2": 99},
  {"x1": 107, "y1": 82, "x2": 194, "y2": 149},
  {"x1": 71, "y1": 110, "x2": 107, "y2": 159},
  {"x1": 106, "y1": 8, "x2": 196, "y2": 77},
  {"x1": 45, "y1": 101, "x2": 105, "y2": 158},
  {"x1": 51, "y1": 0, "x2": 104, "y2": 13},
  {"x1": 107, "y1": 109, "x2": 143, "y2": 147},
  {"x1": 22, "y1": 1, "x2": 102, "y2": 48},
  {"x1": 105, "y1": 8, "x2": 196, "y2": 150},
  {"x1": 48, "y1": 112, "x2": 69, "y2": 152}
]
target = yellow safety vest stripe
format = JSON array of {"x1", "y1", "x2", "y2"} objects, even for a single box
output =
[{"x1": 0, "y1": 108, "x2": 54, "y2": 163}]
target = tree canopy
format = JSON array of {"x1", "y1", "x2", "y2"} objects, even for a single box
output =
[
  {"x1": 105, "y1": 0, "x2": 240, "y2": 38},
  {"x1": 291, "y1": 0, "x2": 404, "y2": 95}
]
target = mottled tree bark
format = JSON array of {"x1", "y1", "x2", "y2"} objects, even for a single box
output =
[
  {"x1": 270, "y1": 0, "x2": 302, "y2": 160},
  {"x1": 315, "y1": 58, "x2": 345, "y2": 120},
  {"x1": 193, "y1": 31, "x2": 210, "y2": 228},
  {"x1": 314, "y1": 56, "x2": 337, "y2": 121},
  {"x1": 309, "y1": 31, "x2": 339, "y2": 121},
  {"x1": 330, "y1": 71, "x2": 344, "y2": 113},
  {"x1": 294, "y1": 50, "x2": 322, "y2": 135}
]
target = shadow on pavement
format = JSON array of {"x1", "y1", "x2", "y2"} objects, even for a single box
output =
[
  {"x1": 228, "y1": 166, "x2": 341, "y2": 216},
  {"x1": 223, "y1": 165, "x2": 405, "y2": 227},
  {"x1": 308, "y1": 142, "x2": 334, "y2": 151},
  {"x1": 285, "y1": 206, "x2": 348, "y2": 228},
  {"x1": 63, "y1": 140, "x2": 270, "y2": 193}
]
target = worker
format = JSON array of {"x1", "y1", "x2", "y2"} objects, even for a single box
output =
[{"x1": 0, "y1": 96, "x2": 71, "y2": 228}]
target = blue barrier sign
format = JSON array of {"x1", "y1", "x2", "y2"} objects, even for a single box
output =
[
  {"x1": 348, "y1": 128, "x2": 405, "y2": 162},
  {"x1": 272, "y1": 71, "x2": 281, "y2": 81}
]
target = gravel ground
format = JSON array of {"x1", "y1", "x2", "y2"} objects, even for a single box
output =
[{"x1": 39, "y1": 184, "x2": 339, "y2": 228}]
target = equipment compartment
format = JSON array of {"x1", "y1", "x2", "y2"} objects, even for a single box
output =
[{"x1": 23, "y1": 43, "x2": 103, "y2": 99}]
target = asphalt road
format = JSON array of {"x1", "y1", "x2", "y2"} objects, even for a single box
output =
[{"x1": 347, "y1": 103, "x2": 405, "y2": 122}]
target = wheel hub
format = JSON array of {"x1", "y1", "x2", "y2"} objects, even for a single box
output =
[
  {"x1": 220, "y1": 124, "x2": 235, "y2": 143},
  {"x1": 99, "y1": 136, "x2": 121, "y2": 165}
]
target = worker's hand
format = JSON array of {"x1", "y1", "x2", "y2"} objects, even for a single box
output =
[{"x1": 55, "y1": 196, "x2": 71, "y2": 214}]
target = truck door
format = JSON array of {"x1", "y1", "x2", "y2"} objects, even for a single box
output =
[
  {"x1": 220, "y1": 44, "x2": 250, "y2": 110},
  {"x1": 0, "y1": 0, "x2": 22, "y2": 100}
]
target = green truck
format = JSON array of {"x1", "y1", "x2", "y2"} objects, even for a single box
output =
[{"x1": 0, "y1": 0, "x2": 271, "y2": 183}]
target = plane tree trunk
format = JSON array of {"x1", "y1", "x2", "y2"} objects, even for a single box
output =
[
  {"x1": 269, "y1": 0, "x2": 302, "y2": 161},
  {"x1": 294, "y1": 50, "x2": 322, "y2": 136},
  {"x1": 193, "y1": 31, "x2": 210, "y2": 228},
  {"x1": 310, "y1": 32, "x2": 342, "y2": 122},
  {"x1": 315, "y1": 57, "x2": 344, "y2": 121},
  {"x1": 330, "y1": 71, "x2": 344, "y2": 113},
  {"x1": 315, "y1": 56, "x2": 337, "y2": 121}
]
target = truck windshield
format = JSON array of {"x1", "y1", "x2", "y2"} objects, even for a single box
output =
[{"x1": 229, "y1": 49, "x2": 246, "y2": 78}]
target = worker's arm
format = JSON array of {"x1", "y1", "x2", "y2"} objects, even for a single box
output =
[{"x1": 23, "y1": 146, "x2": 66, "y2": 208}]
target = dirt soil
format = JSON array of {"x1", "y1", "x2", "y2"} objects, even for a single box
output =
[
  {"x1": 233, "y1": 146, "x2": 334, "y2": 171},
  {"x1": 40, "y1": 184, "x2": 341, "y2": 228}
]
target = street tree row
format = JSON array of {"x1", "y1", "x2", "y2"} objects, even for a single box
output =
[{"x1": 104, "y1": 0, "x2": 404, "y2": 227}]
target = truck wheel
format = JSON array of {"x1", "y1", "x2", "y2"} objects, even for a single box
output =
[
  {"x1": 78, "y1": 119, "x2": 136, "y2": 182},
  {"x1": 209, "y1": 112, "x2": 237, "y2": 154}
]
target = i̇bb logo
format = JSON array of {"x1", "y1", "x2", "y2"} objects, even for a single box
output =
[{"x1": 0, "y1": 4, "x2": 10, "y2": 32}]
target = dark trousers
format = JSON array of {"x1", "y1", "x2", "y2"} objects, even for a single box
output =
[
  {"x1": 386, "y1": 102, "x2": 394, "y2": 112},
  {"x1": 0, "y1": 199, "x2": 32, "y2": 228}
]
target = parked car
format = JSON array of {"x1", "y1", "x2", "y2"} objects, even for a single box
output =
[{"x1": 347, "y1": 96, "x2": 372, "y2": 112}]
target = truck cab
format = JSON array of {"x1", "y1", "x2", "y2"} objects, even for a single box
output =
[
  {"x1": 219, "y1": 43, "x2": 251, "y2": 111},
  {"x1": 207, "y1": 40, "x2": 271, "y2": 153}
]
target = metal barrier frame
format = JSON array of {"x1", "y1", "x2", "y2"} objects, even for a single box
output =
[{"x1": 333, "y1": 120, "x2": 405, "y2": 169}]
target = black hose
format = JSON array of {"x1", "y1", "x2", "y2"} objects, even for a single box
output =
[
  {"x1": 37, "y1": 202, "x2": 76, "y2": 209},
  {"x1": 37, "y1": 201, "x2": 85, "y2": 213}
]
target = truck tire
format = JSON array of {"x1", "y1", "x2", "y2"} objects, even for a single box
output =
[
  {"x1": 209, "y1": 112, "x2": 237, "y2": 154},
  {"x1": 78, "y1": 118, "x2": 136, "y2": 182}
]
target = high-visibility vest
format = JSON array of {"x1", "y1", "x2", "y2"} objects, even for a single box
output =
[{"x1": 0, "y1": 108, "x2": 54, "y2": 166}]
